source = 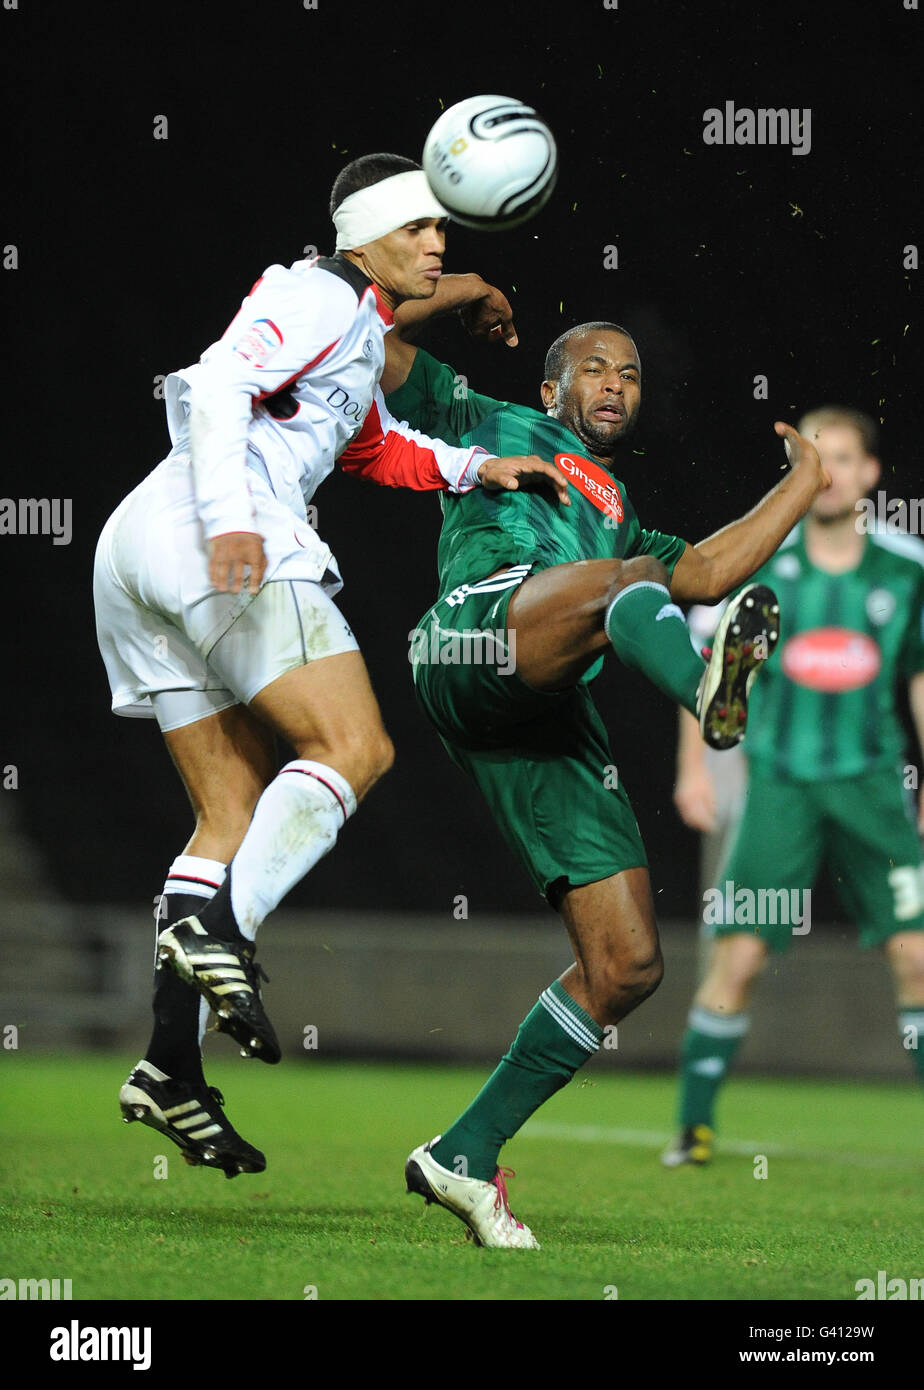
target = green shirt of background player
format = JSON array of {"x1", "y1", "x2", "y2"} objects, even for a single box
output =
[
  {"x1": 379, "y1": 274, "x2": 829, "y2": 1248},
  {"x1": 665, "y1": 406, "x2": 924, "y2": 1167}
]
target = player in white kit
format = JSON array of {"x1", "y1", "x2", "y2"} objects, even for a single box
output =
[{"x1": 95, "y1": 153, "x2": 568, "y2": 1176}]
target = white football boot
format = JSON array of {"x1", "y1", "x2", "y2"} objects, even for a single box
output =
[{"x1": 405, "y1": 1138, "x2": 540, "y2": 1249}]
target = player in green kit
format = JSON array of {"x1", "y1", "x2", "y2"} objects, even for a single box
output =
[
  {"x1": 375, "y1": 276, "x2": 830, "y2": 1247},
  {"x1": 665, "y1": 406, "x2": 924, "y2": 1166}
]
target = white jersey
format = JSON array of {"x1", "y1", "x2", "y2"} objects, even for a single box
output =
[
  {"x1": 163, "y1": 253, "x2": 490, "y2": 539},
  {"x1": 94, "y1": 252, "x2": 496, "y2": 724}
]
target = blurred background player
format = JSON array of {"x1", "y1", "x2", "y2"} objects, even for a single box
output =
[
  {"x1": 664, "y1": 406, "x2": 924, "y2": 1166},
  {"x1": 94, "y1": 153, "x2": 565, "y2": 1178},
  {"x1": 382, "y1": 297, "x2": 829, "y2": 1246},
  {"x1": 674, "y1": 607, "x2": 748, "y2": 898}
]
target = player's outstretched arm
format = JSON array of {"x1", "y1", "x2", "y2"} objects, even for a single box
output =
[
  {"x1": 477, "y1": 455, "x2": 571, "y2": 504},
  {"x1": 382, "y1": 274, "x2": 517, "y2": 394},
  {"x1": 669, "y1": 421, "x2": 831, "y2": 604},
  {"x1": 341, "y1": 391, "x2": 570, "y2": 504}
]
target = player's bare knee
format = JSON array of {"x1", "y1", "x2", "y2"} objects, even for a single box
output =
[
  {"x1": 593, "y1": 556, "x2": 670, "y2": 627},
  {"x1": 591, "y1": 947, "x2": 663, "y2": 1022},
  {"x1": 729, "y1": 936, "x2": 768, "y2": 984},
  {"x1": 606, "y1": 554, "x2": 669, "y2": 605},
  {"x1": 368, "y1": 730, "x2": 396, "y2": 783},
  {"x1": 626, "y1": 947, "x2": 664, "y2": 1004},
  {"x1": 888, "y1": 934, "x2": 924, "y2": 995},
  {"x1": 351, "y1": 726, "x2": 394, "y2": 787},
  {"x1": 292, "y1": 726, "x2": 394, "y2": 797}
]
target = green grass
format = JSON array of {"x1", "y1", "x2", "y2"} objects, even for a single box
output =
[{"x1": 1, "y1": 1056, "x2": 921, "y2": 1301}]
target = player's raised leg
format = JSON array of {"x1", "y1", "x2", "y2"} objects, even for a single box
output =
[
  {"x1": 121, "y1": 700, "x2": 277, "y2": 1177},
  {"x1": 158, "y1": 642, "x2": 394, "y2": 1062},
  {"x1": 506, "y1": 555, "x2": 779, "y2": 749}
]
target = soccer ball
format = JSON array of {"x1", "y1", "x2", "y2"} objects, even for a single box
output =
[{"x1": 422, "y1": 95, "x2": 558, "y2": 231}]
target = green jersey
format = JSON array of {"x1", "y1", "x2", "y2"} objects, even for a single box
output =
[
  {"x1": 386, "y1": 347, "x2": 687, "y2": 601},
  {"x1": 738, "y1": 524, "x2": 924, "y2": 781}
]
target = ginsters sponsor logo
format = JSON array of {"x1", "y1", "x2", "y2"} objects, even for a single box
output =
[
  {"x1": 781, "y1": 628, "x2": 881, "y2": 693},
  {"x1": 555, "y1": 453, "x2": 624, "y2": 523}
]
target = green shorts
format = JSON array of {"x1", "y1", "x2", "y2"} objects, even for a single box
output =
[
  {"x1": 411, "y1": 568, "x2": 647, "y2": 899},
  {"x1": 708, "y1": 766, "x2": 924, "y2": 951}
]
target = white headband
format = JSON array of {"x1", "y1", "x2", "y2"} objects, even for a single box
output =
[{"x1": 333, "y1": 170, "x2": 447, "y2": 250}]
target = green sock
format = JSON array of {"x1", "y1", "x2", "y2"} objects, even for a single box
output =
[
  {"x1": 898, "y1": 1009, "x2": 924, "y2": 1087},
  {"x1": 604, "y1": 581, "x2": 705, "y2": 714},
  {"x1": 677, "y1": 1005, "x2": 750, "y2": 1128},
  {"x1": 430, "y1": 980, "x2": 603, "y2": 1181}
]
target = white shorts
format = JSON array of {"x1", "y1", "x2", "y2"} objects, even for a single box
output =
[{"x1": 94, "y1": 453, "x2": 359, "y2": 731}]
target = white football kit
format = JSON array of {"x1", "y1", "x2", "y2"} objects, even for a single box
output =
[{"x1": 94, "y1": 254, "x2": 491, "y2": 730}]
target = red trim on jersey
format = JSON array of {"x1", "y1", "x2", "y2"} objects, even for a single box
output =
[
  {"x1": 254, "y1": 337, "x2": 341, "y2": 403},
  {"x1": 339, "y1": 400, "x2": 447, "y2": 491},
  {"x1": 366, "y1": 283, "x2": 394, "y2": 326},
  {"x1": 247, "y1": 276, "x2": 264, "y2": 298}
]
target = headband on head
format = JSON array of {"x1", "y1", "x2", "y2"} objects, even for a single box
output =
[{"x1": 333, "y1": 170, "x2": 447, "y2": 250}]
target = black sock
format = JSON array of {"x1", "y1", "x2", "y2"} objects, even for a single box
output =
[
  {"x1": 145, "y1": 891, "x2": 209, "y2": 1084},
  {"x1": 196, "y1": 872, "x2": 248, "y2": 946}
]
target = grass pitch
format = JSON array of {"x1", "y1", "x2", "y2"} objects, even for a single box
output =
[{"x1": 1, "y1": 1056, "x2": 921, "y2": 1302}]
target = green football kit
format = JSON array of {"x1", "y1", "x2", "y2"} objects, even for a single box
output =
[
  {"x1": 387, "y1": 347, "x2": 689, "y2": 899},
  {"x1": 675, "y1": 524, "x2": 924, "y2": 1138},
  {"x1": 711, "y1": 524, "x2": 924, "y2": 952},
  {"x1": 387, "y1": 345, "x2": 721, "y2": 1189}
]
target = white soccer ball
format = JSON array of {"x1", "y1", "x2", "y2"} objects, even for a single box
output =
[{"x1": 422, "y1": 95, "x2": 558, "y2": 231}]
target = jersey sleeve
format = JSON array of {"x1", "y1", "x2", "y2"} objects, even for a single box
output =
[
  {"x1": 631, "y1": 525, "x2": 689, "y2": 578},
  {"x1": 383, "y1": 347, "x2": 507, "y2": 446},
  {"x1": 339, "y1": 389, "x2": 492, "y2": 493},
  {"x1": 189, "y1": 266, "x2": 357, "y2": 539}
]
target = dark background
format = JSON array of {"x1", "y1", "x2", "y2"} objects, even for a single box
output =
[{"x1": 3, "y1": 0, "x2": 921, "y2": 919}]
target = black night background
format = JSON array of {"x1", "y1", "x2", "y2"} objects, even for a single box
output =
[{"x1": 4, "y1": 0, "x2": 921, "y2": 925}]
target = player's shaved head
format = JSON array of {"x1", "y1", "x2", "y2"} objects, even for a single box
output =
[
  {"x1": 541, "y1": 324, "x2": 642, "y2": 465},
  {"x1": 543, "y1": 321, "x2": 638, "y2": 384},
  {"x1": 329, "y1": 153, "x2": 421, "y2": 218}
]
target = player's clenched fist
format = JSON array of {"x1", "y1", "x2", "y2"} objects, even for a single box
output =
[
  {"x1": 478, "y1": 454, "x2": 572, "y2": 506},
  {"x1": 208, "y1": 531, "x2": 267, "y2": 594},
  {"x1": 774, "y1": 421, "x2": 831, "y2": 493},
  {"x1": 457, "y1": 280, "x2": 519, "y2": 347}
]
